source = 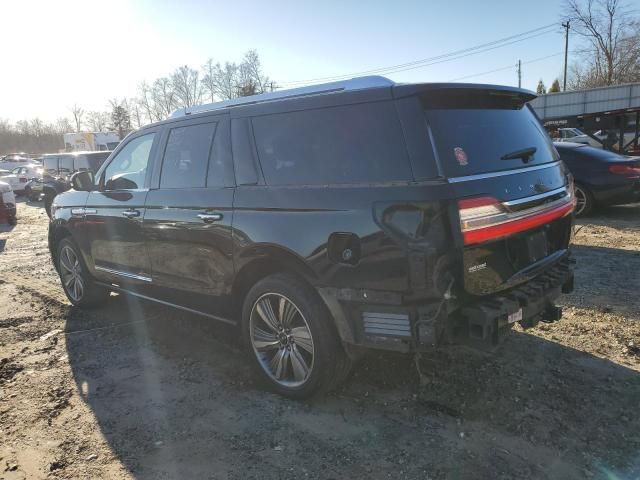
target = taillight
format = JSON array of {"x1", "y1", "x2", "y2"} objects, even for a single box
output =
[
  {"x1": 458, "y1": 190, "x2": 576, "y2": 246},
  {"x1": 19, "y1": 177, "x2": 27, "y2": 183},
  {"x1": 609, "y1": 164, "x2": 640, "y2": 177}
]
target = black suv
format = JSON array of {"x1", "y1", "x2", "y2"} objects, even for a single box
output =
[{"x1": 49, "y1": 77, "x2": 575, "y2": 398}]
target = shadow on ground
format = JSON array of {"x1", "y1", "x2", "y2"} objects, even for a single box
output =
[{"x1": 63, "y1": 294, "x2": 640, "y2": 479}]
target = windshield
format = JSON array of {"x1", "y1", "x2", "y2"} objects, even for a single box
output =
[{"x1": 424, "y1": 97, "x2": 558, "y2": 177}]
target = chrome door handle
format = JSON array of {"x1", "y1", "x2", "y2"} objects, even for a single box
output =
[
  {"x1": 122, "y1": 209, "x2": 141, "y2": 218},
  {"x1": 197, "y1": 213, "x2": 223, "y2": 223}
]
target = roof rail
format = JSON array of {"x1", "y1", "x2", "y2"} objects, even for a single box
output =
[{"x1": 170, "y1": 75, "x2": 395, "y2": 118}]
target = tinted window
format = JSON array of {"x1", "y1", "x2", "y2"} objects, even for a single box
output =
[
  {"x1": 43, "y1": 157, "x2": 58, "y2": 175},
  {"x1": 161, "y1": 122, "x2": 216, "y2": 188},
  {"x1": 252, "y1": 101, "x2": 412, "y2": 185},
  {"x1": 103, "y1": 133, "x2": 155, "y2": 190},
  {"x1": 424, "y1": 93, "x2": 558, "y2": 177},
  {"x1": 77, "y1": 152, "x2": 110, "y2": 172},
  {"x1": 59, "y1": 155, "x2": 74, "y2": 173}
]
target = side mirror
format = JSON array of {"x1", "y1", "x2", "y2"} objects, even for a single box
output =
[{"x1": 70, "y1": 171, "x2": 94, "y2": 191}]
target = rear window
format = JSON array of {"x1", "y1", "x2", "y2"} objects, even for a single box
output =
[
  {"x1": 252, "y1": 101, "x2": 412, "y2": 185},
  {"x1": 423, "y1": 90, "x2": 558, "y2": 177}
]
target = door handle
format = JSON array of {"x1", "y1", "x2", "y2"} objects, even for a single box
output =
[
  {"x1": 197, "y1": 213, "x2": 223, "y2": 223},
  {"x1": 122, "y1": 209, "x2": 141, "y2": 218}
]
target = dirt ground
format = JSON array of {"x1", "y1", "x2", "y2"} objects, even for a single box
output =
[{"x1": 1, "y1": 199, "x2": 639, "y2": 480}]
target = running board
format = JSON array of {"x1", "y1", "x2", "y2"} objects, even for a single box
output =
[{"x1": 96, "y1": 282, "x2": 237, "y2": 326}]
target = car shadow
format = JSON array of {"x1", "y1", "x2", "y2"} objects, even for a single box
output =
[{"x1": 63, "y1": 294, "x2": 640, "y2": 479}]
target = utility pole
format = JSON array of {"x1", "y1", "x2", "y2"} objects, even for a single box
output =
[
  {"x1": 562, "y1": 20, "x2": 570, "y2": 91},
  {"x1": 517, "y1": 59, "x2": 522, "y2": 88}
]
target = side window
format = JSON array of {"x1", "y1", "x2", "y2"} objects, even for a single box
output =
[
  {"x1": 160, "y1": 122, "x2": 216, "y2": 189},
  {"x1": 251, "y1": 101, "x2": 412, "y2": 185},
  {"x1": 103, "y1": 133, "x2": 155, "y2": 190}
]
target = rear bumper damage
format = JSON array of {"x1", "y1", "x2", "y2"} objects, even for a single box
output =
[{"x1": 320, "y1": 255, "x2": 574, "y2": 354}]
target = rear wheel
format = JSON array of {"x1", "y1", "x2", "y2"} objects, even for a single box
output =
[
  {"x1": 242, "y1": 273, "x2": 351, "y2": 399},
  {"x1": 57, "y1": 238, "x2": 109, "y2": 308},
  {"x1": 574, "y1": 184, "x2": 594, "y2": 217}
]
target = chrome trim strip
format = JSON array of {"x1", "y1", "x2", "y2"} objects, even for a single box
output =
[
  {"x1": 447, "y1": 161, "x2": 560, "y2": 183},
  {"x1": 95, "y1": 282, "x2": 237, "y2": 326},
  {"x1": 94, "y1": 266, "x2": 152, "y2": 282},
  {"x1": 503, "y1": 186, "x2": 567, "y2": 207}
]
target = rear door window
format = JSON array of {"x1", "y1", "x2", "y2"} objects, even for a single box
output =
[
  {"x1": 160, "y1": 122, "x2": 217, "y2": 188},
  {"x1": 251, "y1": 101, "x2": 412, "y2": 185},
  {"x1": 423, "y1": 89, "x2": 558, "y2": 177}
]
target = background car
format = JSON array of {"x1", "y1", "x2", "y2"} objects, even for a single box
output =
[
  {"x1": 0, "y1": 154, "x2": 32, "y2": 171},
  {"x1": 41, "y1": 151, "x2": 111, "y2": 217},
  {"x1": 0, "y1": 180, "x2": 17, "y2": 225},
  {"x1": 555, "y1": 142, "x2": 640, "y2": 216},
  {"x1": 0, "y1": 165, "x2": 43, "y2": 196},
  {"x1": 554, "y1": 128, "x2": 593, "y2": 145}
]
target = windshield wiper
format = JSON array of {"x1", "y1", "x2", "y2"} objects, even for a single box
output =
[{"x1": 501, "y1": 147, "x2": 537, "y2": 163}]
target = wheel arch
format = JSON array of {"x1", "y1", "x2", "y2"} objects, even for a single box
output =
[{"x1": 232, "y1": 245, "x2": 318, "y2": 310}]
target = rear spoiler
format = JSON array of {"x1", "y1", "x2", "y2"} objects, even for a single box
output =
[{"x1": 393, "y1": 83, "x2": 536, "y2": 109}]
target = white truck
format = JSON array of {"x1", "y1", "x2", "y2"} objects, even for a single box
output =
[{"x1": 63, "y1": 132, "x2": 120, "y2": 152}]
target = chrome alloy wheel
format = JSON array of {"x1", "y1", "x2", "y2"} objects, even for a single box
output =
[
  {"x1": 574, "y1": 186, "x2": 587, "y2": 216},
  {"x1": 249, "y1": 293, "x2": 315, "y2": 387},
  {"x1": 59, "y1": 245, "x2": 84, "y2": 302}
]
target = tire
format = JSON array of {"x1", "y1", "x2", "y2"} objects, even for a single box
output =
[
  {"x1": 574, "y1": 184, "x2": 594, "y2": 217},
  {"x1": 44, "y1": 194, "x2": 53, "y2": 218},
  {"x1": 56, "y1": 238, "x2": 110, "y2": 308},
  {"x1": 242, "y1": 273, "x2": 352, "y2": 399}
]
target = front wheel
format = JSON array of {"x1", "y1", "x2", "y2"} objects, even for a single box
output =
[
  {"x1": 56, "y1": 238, "x2": 109, "y2": 308},
  {"x1": 242, "y1": 273, "x2": 351, "y2": 399}
]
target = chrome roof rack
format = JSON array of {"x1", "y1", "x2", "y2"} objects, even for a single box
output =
[{"x1": 170, "y1": 75, "x2": 395, "y2": 118}]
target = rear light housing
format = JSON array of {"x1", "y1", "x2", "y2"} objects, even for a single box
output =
[
  {"x1": 459, "y1": 188, "x2": 576, "y2": 245},
  {"x1": 609, "y1": 164, "x2": 640, "y2": 177}
]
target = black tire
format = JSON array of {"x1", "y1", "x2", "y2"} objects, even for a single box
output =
[
  {"x1": 44, "y1": 194, "x2": 53, "y2": 218},
  {"x1": 574, "y1": 184, "x2": 594, "y2": 217},
  {"x1": 56, "y1": 238, "x2": 110, "y2": 308},
  {"x1": 241, "y1": 273, "x2": 352, "y2": 399}
]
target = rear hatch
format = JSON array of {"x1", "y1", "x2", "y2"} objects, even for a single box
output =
[{"x1": 422, "y1": 87, "x2": 575, "y2": 296}]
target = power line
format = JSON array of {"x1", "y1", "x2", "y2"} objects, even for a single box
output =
[
  {"x1": 279, "y1": 23, "x2": 559, "y2": 86},
  {"x1": 448, "y1": 52, "x2": 566, "y2": 82}
]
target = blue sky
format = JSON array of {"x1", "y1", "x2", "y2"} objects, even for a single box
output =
[{"x1": 0, "y1": 0, "x2": 573, "y2": 122}]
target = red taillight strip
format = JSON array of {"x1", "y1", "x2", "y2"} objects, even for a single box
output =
[{"x1": 462, "y1": 198, "x2": 575, "y2": 245}]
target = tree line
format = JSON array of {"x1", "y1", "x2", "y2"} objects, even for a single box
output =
[
  {"x1": 537, "y1": 0, "x2": 640, "y2": 94},
  {"x1": 1, "y1": 50, "x2": 272, "y2": 154}
]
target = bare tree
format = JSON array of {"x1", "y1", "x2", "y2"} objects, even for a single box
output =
[
  {"x1": 240, "y1": 50, "x2": 270, "y2": 94},
  {"x1": 202, "y1": 58, "x2": 217, "y2": 103},
  {"x1": 172, "y1": 65, "x2": 203, "y2": 108},
  {"x1": 86, "y1": 111, "x2": 110, "y2": 132},
  {"x1": 565, "y1": 0, "x2": 640, "y2": 88},
  {"x1": 55, "y1": 117, "x2": 74, "y2": 135},
  {"x1": 69, "y1": 104, "x2": 85, "y2": 132},
  {"x1": 151, "y1": 77, "x2": 178, "y2": 119}
]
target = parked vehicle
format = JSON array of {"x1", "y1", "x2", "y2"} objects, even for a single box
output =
[
  {"x1": 553, "y1": 128, "x2": 593, "y2": 146},
  {"x1": 63, "y1": 132, "x2": 120, "y2": 152},
  {"x1": 0, "y1": 180, "x2": 17, "y2": 225},
  {"x1": 554, "y1": 142, "x2": 640, "y2": 216},
  {"x1": 0, "y1": 165, "x2": 43, "y2": 195},
  {"x1": 0, "y1": 154, "x2": 32, "y2": 171},
  {"x1": 42, "y1": 151, "x2": 111, "y2": 217},
  {"x1": 49, "y1": 77, "x2": 576, "y2": 398}
]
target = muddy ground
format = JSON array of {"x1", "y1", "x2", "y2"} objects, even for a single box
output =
[{"x1": 0, "y1": 199, "x2": 639, "y2": 479}]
